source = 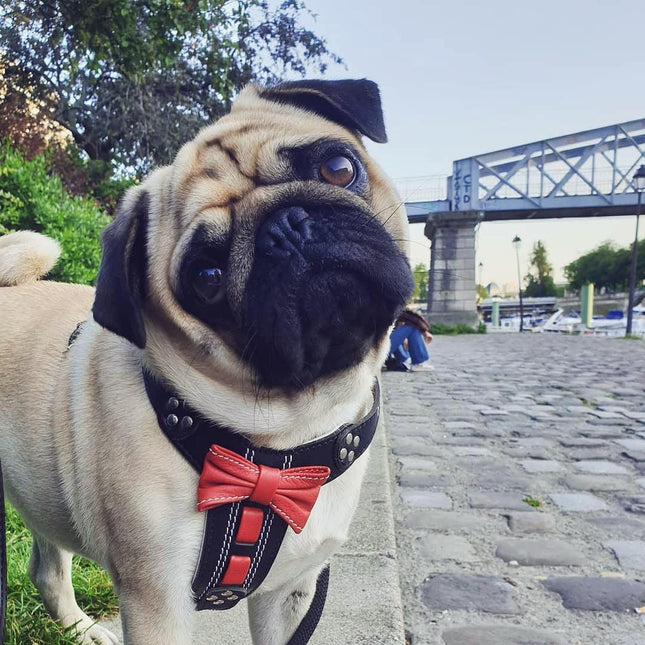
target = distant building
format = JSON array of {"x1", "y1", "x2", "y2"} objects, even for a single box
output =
[
  {"x1": 486, "y1": 282, "x2": 520, "y2": 298},
  {"x1": 486, "y1": 282, "x2": 501, "y2": 297},
  {"x1": 502, "y1": 282, "x2": 519, "y2": 297}
]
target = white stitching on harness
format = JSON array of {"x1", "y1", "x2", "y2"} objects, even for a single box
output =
[
  {"x1": 243, "y1": 453, "x2": 287, "y2": 587},
  {"x1": 198, "y1": 448, "x2": 249, "y2": 600},
  {"x1": 209, "y1": 448, "x2": 257, "y2": 473},
  {"x1": 280, "y1": 474, "x2": 327, "y2": 480},
  {"x1": 270, "y1": 503, "x2": 304, "y2": 532},
  {"x1": 198, "y1": 501, "x2": 237, "y2": 600},
  {"x1": 197, "y1": 495, "x2": 246, "y2": 507},
  {"x1": 244, "y1": 507, "x2": 273, "y2": 587}
]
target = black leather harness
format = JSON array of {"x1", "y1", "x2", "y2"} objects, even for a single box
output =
[{"x1": 143, "y1": 369, "x2": 380, "y2": 634}]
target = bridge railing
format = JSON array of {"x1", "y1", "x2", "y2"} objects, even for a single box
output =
[
  {"x1": 450, "y1": 119, "x2": 645, "y2": 214},
  {"x1": 394, "y1": 175, "x2": 448, "y2": 203}
]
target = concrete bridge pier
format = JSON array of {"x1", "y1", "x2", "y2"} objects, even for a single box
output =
[{"x1": 424, "y1": 211, "x2": 481, "y2": 328}]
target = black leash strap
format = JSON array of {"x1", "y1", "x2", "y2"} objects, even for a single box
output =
[
  {"x1": 287, "y1": 563, "x2": 330, "y2": 645},
  {"x1": 0, "y1": 461, "x2": 6, "y2": 641}
]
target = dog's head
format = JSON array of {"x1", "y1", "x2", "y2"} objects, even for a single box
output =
[{"x1": 93, "y1": 79, "x2": 414, "y2": 394}]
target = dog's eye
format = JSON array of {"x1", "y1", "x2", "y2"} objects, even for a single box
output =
[
  {"x1": 319, "y1": 156, "x2": 355, "y2": 188},
  {"x1": 192, "y1": 267, "x2": 226, "y2": 304}
]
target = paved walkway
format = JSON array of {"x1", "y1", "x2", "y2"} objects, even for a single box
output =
[{"x1": 384, "y1": 333, "x2": 645, "y2": 645}]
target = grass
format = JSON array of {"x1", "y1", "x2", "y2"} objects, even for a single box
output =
[
  {"x1": 619, "y1": 334, "x2": 644, "y2": 341},
  {"x1": 5, "y1": 502, "x2": 119, "y2": 644},
  {"x1": 522, "y1": 496, "x2": 542, "y2": 508}
]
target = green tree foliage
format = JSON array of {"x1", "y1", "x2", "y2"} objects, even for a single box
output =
[
  {"x1": 1, "y1": 0, "x2": 340, "y2": 175},
  {"x1": 0, "y1": 75, "x2": 135, "y2": 215},
  {"x1": 476, "y1": 284, "x2": 488, "y2": 301},
  {"x1": 412, "y1": 263, "x2": 428, "y2": 301},
  {"x1": 0, "y1": 142, "x2": 110, "y2": 284},
  {"x1": 564, "y1": 241, "x2": 644, "y2": 292},
  {"x1": 523, "y1": 240, "x2": 557, "y2": 297}
]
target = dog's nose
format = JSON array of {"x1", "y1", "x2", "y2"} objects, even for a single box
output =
[
  {"x1": 245, "y1": 201, "x2": 413, "y2": 389},
  {"x1": 257, "y1": 207, "x2": 312, "y2": 259}
]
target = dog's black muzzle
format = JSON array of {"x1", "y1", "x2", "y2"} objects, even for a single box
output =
[{"x1": 244, "y1": 203, "x2": 413, "y2": 389}]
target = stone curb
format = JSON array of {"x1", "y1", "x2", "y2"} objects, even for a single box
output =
[{"x1": 103, "y1": 406, "x2": 406, "y2": 644}]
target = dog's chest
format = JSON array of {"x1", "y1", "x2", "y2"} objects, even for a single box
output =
[{"x1": 143, "y1": 370, "x2": 379, "y2": 610}]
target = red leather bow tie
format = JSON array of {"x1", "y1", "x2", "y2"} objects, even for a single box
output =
[{"x1": 197, "y1": 445, "x2": 331, "y2": 534}]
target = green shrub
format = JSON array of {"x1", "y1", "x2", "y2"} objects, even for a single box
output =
[
  {"x1": 429, "y1": 322, "x2": 485, "y2": 335},
  {"x1": 46, "y1": 144, "x2": 136, "y2": 216},
  {"x1": 0, "y1": 142, "x2": 110, "y2": 285}
]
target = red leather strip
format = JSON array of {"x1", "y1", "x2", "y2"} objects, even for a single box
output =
[
  {"x1": 236, "y1": 507, "x2": 264, "y2": 544},
  {"x1": 197, "y1": 445, "x2": 331, "y2": 533},
  {"x1": 249, "y1": 464, "x2": 281, "y2": 505},
  {"x1": 220, "y1": 555, "x2": 251, "y2": 586}
]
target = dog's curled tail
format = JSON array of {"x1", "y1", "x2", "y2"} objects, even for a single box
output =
[{"x1": 0, "y1": 231, "x2": 61, "y2": 286}]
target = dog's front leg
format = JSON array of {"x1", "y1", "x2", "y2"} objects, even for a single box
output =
[
  {"x1": 117, "y1": 579, "x2": 196, "y2": 645},
  {"x1": 247, "y1": 565, "x2": 326, "y2": 645},
  {"x1": 28, "y1": 533, "x2": 120, "y2": 644}
]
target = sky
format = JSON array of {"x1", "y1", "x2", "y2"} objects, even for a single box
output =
[{"x1": 298, "y1": 0, "x2": 645, "y2": 286}]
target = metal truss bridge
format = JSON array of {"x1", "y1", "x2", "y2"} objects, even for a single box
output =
[{"x1": 405, "y1": 118, "x2": 645, "y2": 223}]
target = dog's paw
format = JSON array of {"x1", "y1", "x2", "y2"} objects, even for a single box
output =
[{"x1": 76, "y1": 622, "x2": 120, "y2": 645}]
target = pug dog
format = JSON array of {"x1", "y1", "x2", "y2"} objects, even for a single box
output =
[{"x1": 0, "y1": 79, "x2": 413, "y2": 644}]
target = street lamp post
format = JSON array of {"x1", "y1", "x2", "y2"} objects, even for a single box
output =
[
  {"x1": 512, "y1": 235, "x2": 524, "y2": 332},
  {"x1": 478, "y1": 261, "x2": 484, "y2": 290},
  {"x1": 626, "y1": 165, "x2": 645, "y2": 336}
]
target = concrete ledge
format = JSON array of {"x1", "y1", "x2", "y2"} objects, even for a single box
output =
[
  {"x1": 103, "y1": 413, "x2": 405, "y2": 643},
  {"x1": 318, "y1": 413, "x2": 405, "y2": 644}
]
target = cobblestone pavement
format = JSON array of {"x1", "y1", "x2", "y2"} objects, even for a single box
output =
[{"x1": 383, "y1": 333, "x2": 645, "y2": 645}]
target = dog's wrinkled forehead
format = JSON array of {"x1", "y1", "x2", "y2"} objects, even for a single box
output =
[{"x1": 168, "y1": 79, "x2": 406, "y2": 246}]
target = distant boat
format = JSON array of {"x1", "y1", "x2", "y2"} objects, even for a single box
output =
[
  {"x1": 485, "y1": 312, "x2": 547, "y2": 332},
  {"x1": 586, "y1": 305, "x2": 645, "y2": 336},
  {"x1": 540, "y1": 309, "x2": 582, "y2": 333},
  {"x1": 538, "y1": 307, "x2": 645, "y2": 336}
]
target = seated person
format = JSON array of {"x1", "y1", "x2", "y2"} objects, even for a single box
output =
[{"x1": 385, "y1": 309, "x2": 433, "y2": 371}]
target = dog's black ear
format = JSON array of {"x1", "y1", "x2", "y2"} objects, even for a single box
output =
[
  {"x1": 261, "y1": 79, "x2": 387, "y2": 143},
  {"x1": 92, "y1": 190, "x2": 149, "y2": 348}
]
